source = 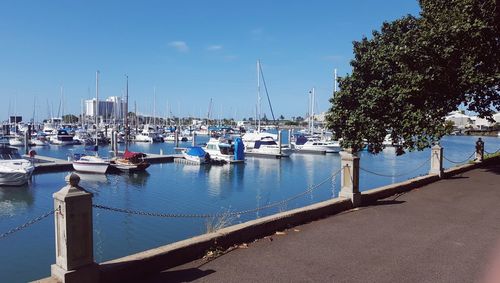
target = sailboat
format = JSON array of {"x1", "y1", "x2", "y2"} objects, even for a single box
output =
[
  {"x1": 72, "y1": 71, "x2": 110, "y2": 174},
  {"x1": 110, "y1": 75, "x2": 150, "y2": 173},
  {"x1": 242, "y1": 60, "x2": 292, "y2": 158}
]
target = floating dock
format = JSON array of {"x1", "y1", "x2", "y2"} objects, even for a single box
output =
[{"x1": 25, "y1": 153, "x2": 181, "y2": 174}]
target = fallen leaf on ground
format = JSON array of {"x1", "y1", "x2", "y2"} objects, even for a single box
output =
[
  {"x1": 238, "y1": 243, "x2": 249, "y2": 249},
  {"x1": 275, "y1": 231, "x2": 286, "y2": 235},
  {"x1": 293, "y1": 229, "x2": 300, "y2": 232}
]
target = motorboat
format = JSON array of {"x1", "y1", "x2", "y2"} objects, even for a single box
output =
[
  {"x1": 243, "y1": 136, "x2": 293, "y2": 158},
  {"x1": 242, "y1": 130, "x2": 288, "y2": 157},
  {"x1": 72, "y1": 149, "x2": 110, "y2": 174},
  {"x1": 203, "y1": 137, "x2": 245, "y2": 163},
  {"x1": 0, "y1": 145, "x2": 35, "y2": 186},
  {"x1": 135, "y1": 124, "x2": 162, "y2": 143},
  {"x1": 182, "y1": 146, "x2": 210, "y2": 164},
  {"x1": 73, "y1": 130, "x2": 94, "y2": 145},
  {"x1": 292, "y1": 136, "x2": 341, "y2": 153},
  {"x1": 111, "y1": 150, "x2": 150, "y2": 172},
  {"x1": 51, "y1": 129, "x2": 77, "y2": 145},
  {"x1": 8, "y1": 135, "x2": 24, "y2": 147}
]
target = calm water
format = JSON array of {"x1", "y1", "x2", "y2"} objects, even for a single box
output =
[{"x1": 0, "y1": 135, "x2": 499, "y2": 282}]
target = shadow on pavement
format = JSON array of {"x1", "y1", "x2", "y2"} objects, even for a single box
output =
[
  {"x1": 147, "y1": 268, "x2": 216, "y2": 283},
  {"x1": 370, "y1": 199, "x2": 406, "y2": 206}
]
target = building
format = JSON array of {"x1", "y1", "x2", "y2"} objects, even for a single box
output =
[{"x1": 84, "y1": 96, "x2": 126, "y2": 121}]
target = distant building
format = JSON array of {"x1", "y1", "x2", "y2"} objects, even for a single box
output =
[
  {"x1": 84, "y1": 96, "x2": 126, "y2": 121},
  {"x1": 445, "y1": 111, "x2": 472, "y2": 129}
]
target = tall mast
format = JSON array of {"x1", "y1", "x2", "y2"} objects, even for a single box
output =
[
  {"x1": 257, "y1": 60, "x2": 261, "y2": 132},
  {"x1": 153, "y1": 87, "x2": 156, "y2": 127},
  {"x1": 125, "y1": 75, "x2": 129, "y2": 151},
  {"x1": 95, "y1": 71, "x2": 99, "y2": 147},
  {"x1": 311, "y1": 87, "x2": 315, "y2": 134}
]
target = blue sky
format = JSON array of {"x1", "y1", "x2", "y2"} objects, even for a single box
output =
[{"x1": 0, "y1": 0, "x2": 420, "y2": 121}]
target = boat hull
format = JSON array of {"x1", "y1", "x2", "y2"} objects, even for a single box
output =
[
  {"x1": 0, "y1": 170, "x2": 33, "y2": 186},
  {"x1": 73, "y1": 161, "x2": 109, "y2": 174}
]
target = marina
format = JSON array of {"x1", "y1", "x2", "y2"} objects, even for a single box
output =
[{"x1": 0, "y1": 135, "x2": 498, "y2": 282}]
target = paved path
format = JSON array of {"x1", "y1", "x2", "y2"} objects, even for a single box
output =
[{"x1": 145, "y1": 162, "x2": 500, "y2": 283}]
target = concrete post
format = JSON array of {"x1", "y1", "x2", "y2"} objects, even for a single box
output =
[
  {"x1": 51, "y1": 173, "x2": 98, "y2": 283},
  {"x1": 174, "y1": 130, "x2": 179, "y2": 148},
  {"x1": 192, "y1": 132, "x2": 197, "y2": 147},
  {"x1": 278, "y1": 130, "x2": 282, "y2": 156},
  {"x1": 430, "y1": 143, "x2": 443, "y2": 178},
  {"x1": 113, "y1": 131, "x2": 118, "y2": 156},
  {"x1": 24, "y1": 131, "x2": 30, "y2": 155},
  {"x1": 339, "y1": 149, "x2": 361, "y2": 207},
  {"x1": 475, "y1": 138, "x2": 484, "y2": 163}
]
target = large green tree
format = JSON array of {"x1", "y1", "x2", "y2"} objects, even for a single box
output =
[{"x1": 326, "y1": 0, "x2": 499, "y2": 154}]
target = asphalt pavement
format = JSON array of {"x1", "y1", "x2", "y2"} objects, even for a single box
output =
[{"x1": 145, "y1": 162, "x2": 500, "y2": 283}]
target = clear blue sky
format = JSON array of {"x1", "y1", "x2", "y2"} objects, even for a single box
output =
[{"x1": 0, "y1": 0, "x2": 420, "y2": 121}]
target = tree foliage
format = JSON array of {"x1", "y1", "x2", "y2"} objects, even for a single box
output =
[{"x1": 326, "y1": 0, "x2": 499, "y2": 154}]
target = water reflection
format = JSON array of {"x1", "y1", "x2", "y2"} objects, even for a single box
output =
[
  {"x1": 0, "y1": 185, "x2": 34, "y2": 217},
  {"x1": 122, "y1": 171, "x2": 151, "y2": 187}
]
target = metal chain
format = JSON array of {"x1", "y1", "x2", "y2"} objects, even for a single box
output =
[
  {"x1": 93, "y1": 167, "x2": 343, "y2": 219},
  {"x1": 359, "y1": 157, "x2": 431, "y2": 178},
  {"x1": 0, "y1": 208, "x2": 58, "y2": 240},
  {"x1": 484, "y1": 148, "x2": 500, "y2": 155},
  {"x1": 443, "y1": 151, "x2": 476, "y2": 164}
]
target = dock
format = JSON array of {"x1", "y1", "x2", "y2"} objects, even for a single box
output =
[{"x1": 26, "y1": 153, "x2": 181, "y2": 174}]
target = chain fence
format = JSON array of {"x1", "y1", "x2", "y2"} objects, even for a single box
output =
[
  {"x1": 443, "y1": 151, "x2": 476, "y2": 164},
  {"x1": 93, "y1": 167, "x2": 344, "y2": 219},
  {"x1": 484, "y1": 148, "x2": 500, "y2": 155},
  {"x1": 0, "y1": 208, "x2": 58, "y2": 240},
  {"x1": 359, "y1": 157, "x2": 431, "y2": 178}
]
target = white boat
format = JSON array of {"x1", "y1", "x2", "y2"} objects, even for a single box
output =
[
  {"x1": 0, "y1": 145, "x2": 35, "y2": 186},
  {"x1": 71, "y1": 71, "x2": 110, "y2": 174},
  {"x1": 243, "y1": 135, "x2": 293, "y2": 158},
  {"x1": 135, "y1": 124, "x2": 162, "y2": 143},
  {"x1": 72, "y1": 154, "x2": 110, "y2": 174},
  {"x1": 292, "y1": 136, "x2": 341, "y2": 153},
  {"x1": 182, "y1": 146, "x2": 210, "y2": 164},
  {"x1": 30, "y1": 136, "x2": 49, "y2": 146},
  {"x1": 8, "y1": 136, "x2": 24, "y2": 147},
  {"x1": 51, "y1": 129, "x2": 77, "y2": 145},
  {"x1": 203, "y1": 137, "x2": 245, "y2": 163}
]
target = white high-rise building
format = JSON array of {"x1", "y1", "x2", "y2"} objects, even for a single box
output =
[{"x1": 84, "y1": 96, "x2": 126, "y2": 121}]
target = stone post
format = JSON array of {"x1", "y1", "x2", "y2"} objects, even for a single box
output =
[
  {"x1": 175, "y1": 130, "x2": 179, "y2": 148},
  {"x1": 430, "y1": 143, "x2": 443, "y2": 178},
  {"x1": 339, "y1": 149, "x2": 361, "y2": 207},
  {"x1": 475, "y1": 138, "x2": 484, "y2": 163},
  {"x1": 51, "y1": 173, "x2": 98, "y2": 283},
  {"x1": 278, "y1": 130, "x2": 282, "y2": 156},
  {"x1": 192, "y1": 132, "x2": 197, "y2": 147}
]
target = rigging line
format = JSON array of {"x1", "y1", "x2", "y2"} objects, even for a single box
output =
[{"x1": 258, "y1": 63, "x2": 276, "y2": 123}]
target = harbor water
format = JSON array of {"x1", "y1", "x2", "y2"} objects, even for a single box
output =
[{"x1": 0, "y1": 135, "x2": 499, "y2": 282}]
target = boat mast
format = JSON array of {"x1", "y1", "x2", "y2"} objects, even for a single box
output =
[
  {"x1": 311, "y1": 87, "x2": 315, "y2": 135},
  {"x1": 257, "y1": 60, "x2": 261, "y2": 132},
  {"x1": 153, "y1": 87, "x2": 156, "y2": 128},
  {"x1": 95, "y1": 71, "x2": 99, "y2": 149},
  {"x1": 125, "y1": 75, "x2": 129, "y2": 152}
]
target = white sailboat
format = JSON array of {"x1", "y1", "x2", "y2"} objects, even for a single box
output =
[
  {"x1": 72, "y1": 71, "x2": 110, "y2": 174},
  {"x1": 241, "y1": 60, "x2": 292, "y2": 158}
]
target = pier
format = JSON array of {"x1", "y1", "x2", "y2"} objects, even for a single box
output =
[{"x1": 26, "y1": 153, "x2": 181, "y2": 173}]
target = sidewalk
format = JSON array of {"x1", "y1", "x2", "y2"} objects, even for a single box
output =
[{"x1": 145, "y1": 162, "x2": 500, "y2": 282}]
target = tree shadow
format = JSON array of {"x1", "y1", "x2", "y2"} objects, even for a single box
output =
[
  {"x1": 146, "y1": 268, "x2": 216, "y2": 283},
  {"x1": 446, "y1": 175, "x2": 470, "y2": 179}
]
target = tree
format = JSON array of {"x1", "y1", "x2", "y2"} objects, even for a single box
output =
[
  {"x1": 62, "y1": 114, "x2": 79, "y2": 123},
  {"x1": 326, "y1": 0, "x2": 499, "y2": 154},
  {"x1": 279, "y1": 114, "x2": 285, "y2": 120}
]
